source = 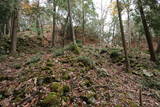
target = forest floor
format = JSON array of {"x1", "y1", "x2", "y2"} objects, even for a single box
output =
[{"x1": 0, "y1": 35, "x2": 160, "y2": 107}]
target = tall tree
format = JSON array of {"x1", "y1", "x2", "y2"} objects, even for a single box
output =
[
  {"x1": 36, "y1": 0, "x2": 41, "y2": 36},
  {"x1": 117, "y1": 0, "x2": 130, "y2": 72},
  {"x1": 10, "y1": 0, "x2": 19, "y2": 54},
  {"x1": 52, "y1": 0, "x2": 56, "y2": 47},
  {"x1": 67, "y1": 0, "x2": 76, "y2": 44},
  {"x1": 82, "y1": 0, "x2": 85, "y2": 43},
  {"x1": 137, "y1": 0, "x2": 156, "y2": 61}
]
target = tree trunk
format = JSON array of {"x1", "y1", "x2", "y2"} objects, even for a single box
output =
[
  {"x1": 156, "y1": 38, "x2": 160, "y2": 54},
  {"x1": 117, "y1": 0, "x2": 130, "y2": 72},
  {"x1": 127, "y1": 9, "x2": 131, "y2": 48},
  {"x1": 52, "y1": 0, "x2": 56, "y2": 47},
  {"x1": 10, "y1": 9, "x2": 18, "y2": 54},
  {"x1": 62, "y1": 14, "x2": 69, "y2": 47},
  {"x1": 36, "y1": 0, "x2": 40, "y2": 36},
  {"x1": 82, "y1": 0, "x2": 85, "y2": 43},
  {"x1": 36, "y1": 17, "x2": 40, "y2": 36},
  {"x1": 138, "y1": 0, "x2": 156, "y2": 62},
  {"x1": 67, "y1": 0, "x2": 76, "y2": 44}
]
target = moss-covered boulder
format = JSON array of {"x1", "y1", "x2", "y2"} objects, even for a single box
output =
[
  {"x1": 62, "y1": 85, "x2": 70, "y2": 96},
  {"x1": 64, "y1": 43, "x2": 80, "y2": 54},
  {"x1": 53, "y1": 48, "x2": 64, "y2": 57},
  {"x1": 75, "y1": 56, "x2": 95, "y2": 68},
  {"x1": 40, "y1": 92, "x2": 60, "y2": 107},
  {"x1": 12, "y1": 63, "x2": 21, "y2": 69},
  {"x1": 37, "y1": 76, "x2": 58, "y2": 85},
  {"x1": 50, "y1": 82, "x2": 62, "y2": 92},
  {"x1": 61, "y1": 72, "x2": 71, "y2": 80},
  {"x1": 26, "y1": 55, "x2": 41, "y2": 65}
]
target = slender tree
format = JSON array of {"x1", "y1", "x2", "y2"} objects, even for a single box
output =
[
  {"x1": 52, "y1": 0, "x2": 56, "y2": 47},
  {"x1": 67, "y1": 0, "x2": 76, "y2": 44},
  {"x1": 117, "y1": 0, "x2": 130, "y2": 72},
  {"x1": 36, "y1": 0, "x2": 41, "y2": 36},
  {"x1": 10, "y1": 1, "x2": 18, "y2": 54},
  {"x1": 82, "y1": 0, "x2": 85, "y2": 43},
  {"x1": 137, "y1": 0, "x2": 156, "y2": 62}
]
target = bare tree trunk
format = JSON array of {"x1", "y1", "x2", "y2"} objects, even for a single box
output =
[
  {"x1": 127, "y1": 9, "x2": 131, "y2": 48},
  {"x1": 52, "y1": 0, "x2": 56, "y2": 47},
  {"x1": 117, "y1": 0, "x2": 130, "y2": 72},
  {"x1": 0, "y1": 24, "x2": 3, "y2": 40},
  {"x1": 82, "y1": 0, "x2": 85, "y2": 43},
  {"x1": 62, "y1": 14, "x2": 69, "y2": 47},
  {"x1": 36, "y1": 0, "x2": 40, "y2": 36},
  {"x1": 138, "y1": 0, "x2": 156, "y2": 62},
  {"x1": 156, "y1": 38, "x2": 160, "y2": 54},
  {"x1": 36, "y1": 17, "x2": 40, "y2": 36},
  {"x1": 67, "y1": 0, "x2": 76, "y2": 44},
  {"x1": 10, "y1": 8, "x2": 18, "y2": 54}
]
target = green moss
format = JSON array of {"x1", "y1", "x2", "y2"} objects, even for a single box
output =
[
  {"x1": 13, "y1": 97, "x2": 23, "y2": 103},
  {"x1": 41, "y1": 92, "x2": 60, "y2": 106},
  {"x1": 0, "y1": 55, "x2": 7, "y2": 62},
  {"x1": 0, "y1": 75, "x2": 13, "y2": 81},
  {"x1": 46, "y1": 61, "x2": 54, "y2": 67},
  {"x1": 128, "y1": 101, "x2": 138, "y2": 107},
  {"x1": 75, "y1": 56, "x2": 95, "y2": 68},
  {"x1": 26, "y1": 55, "x2": 41, "y2": 65},
  {"x1": 0, "y1": 75, "x2": 7, "y2": 81},
  {"x1": 13, "y1": 63, "x2": 21, "y2": 69},
  {"x1": 81, "y1": 80, "x2": 93, "y2": 87},
  {"x1": 53, "y1": 48, "x2": 64, "y2": 57},
  {"x1": 114, "y1": 105, "x2": 122, "y2": 107},
  {"x1": 142, "y1": 77, "x2": 160, "y2": 90},
  {"x1": 110, "y1": 48, "x2": 122, "y2": 59},
  {"x1": 37, "y1": 76, "x2": 57, "y2": 85},
  {"x1": 85, "y1": 91, "x2": 96, "y2": 99},
  {"x1": 64, "y1": 43, "x2": 80, "y2": 54},
  {"x1": 41, "y1": 66, "x2": 52, "y2": 71},
  {"x1": 62, "y1": 72, "x2": 71, "y2": 80},
  {"x1": 50, "y1": 82, "x2": 62, "y2": 92},
  {"x1": 62, "y1": 85, "x2": 70, "y2": 95}
]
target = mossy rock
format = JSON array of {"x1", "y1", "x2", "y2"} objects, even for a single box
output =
[
  {"x1": 0, "y1": 75, "x2": 8, "y2": 81},
  {"x1": 62, "y1": 72, "x2": 71, "y2": 80},
  {"x1": 53, "y1": 48, "x2": 64, "y2": 57},
  {"x1": 26, "y1": 55, "x2": 41, "y2": 65},
  {"x1": 81, "y1": 79, "x2": 93, "y2": 88},
  {"x1": 128, "y1": 101, "x2": 139, "y2": 107},
  {"x1": 13, "y1": 63, "x2": 21, "y2": 69},
  {"x1": 110, "y1": 48, "x2": 121, "y2": 59},
  {"x1": 41, "y1": 66, "x2": 52, "y2": 71},
  {"x1": 0, "y1": 55, "x2": 7, "y2": 62},
  {"x1": 13, "y1": 97, "x2": 23, "y2": 103},
  {"x1": 0, "y1": 75, "x2": 14, "y2": 81},
  {"x1": 76, "y1": 39, "x2": 83, "y2": 45},
  {"x1": 50, "y1": 82, "x2": 70, "y2": 95},
  {"x1": 46, "y1": 61, "x2": 54, "y2": 67},
  {"x1": 40, "y1": 92, "x2": 60, "y2": 107},
  {"x1": 142, "y1": 76, "x2": 160, "y2": 90},
  {"x1": 75, "y1": 56, "x2": 95, "y2": 68},
  {"x1": 85, "y1": 91, "x2": 96, "y2": 99},
  {"x1": 64, "y1": 43, "x2": 80, "y2": 54},
  {"x1": 37, "y1": 76, "x2": 58, "y2": 85},
  {"x1": 100, "y1": 48, "x2": 108, "y2": 54},
  {"x1": 62, "y1": 85, "x2": 70, "y2": 96},
  {"x1": 114, "y1": 105, "x2": 122, "y2": 107},
  {"x1": 50, "y1": 82, "x2": 62, "y2": 92}
]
